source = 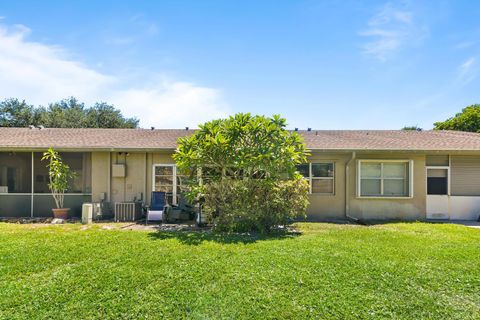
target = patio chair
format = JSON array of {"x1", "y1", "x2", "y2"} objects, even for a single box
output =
[
  {"x1": 145, "y1": 191, "x2": 166, "y2": 224},
  {"x1": 163, "y1": 194, "x2": 195, "y2": 223}
]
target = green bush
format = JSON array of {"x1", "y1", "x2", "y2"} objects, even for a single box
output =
[
  {"x1": 201, "y1": 177, "x2": 309, "y2": 233},
  {"x1": 174, "y1": 113, "x2": 309, "y2": 233}
]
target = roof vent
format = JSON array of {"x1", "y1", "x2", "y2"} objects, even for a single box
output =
[
  {"x1": 28, "y1": 125, "x2": 35, "y2": 129},
  {"x1": 151, "y1": 127, "x2": 155, "y2": 130},
  {"x1": 185, "y1": 127, "x2": 189, "y2": 131},
  {"x1": 307, "y1": 128, "x2": 312, "y2": 131}
]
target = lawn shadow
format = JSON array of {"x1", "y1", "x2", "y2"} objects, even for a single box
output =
[{"x1": 147, "y1": 228, "x2": 301, "y2": 245}]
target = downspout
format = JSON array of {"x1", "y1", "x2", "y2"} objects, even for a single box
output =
[
  {"x1": 144, "y1": 152, "x2": 147, "y2": 203},
  {"x1": 31, "y1": 152, "x2": 34, "y2": 218},
  {"x1": 345, "y1": 151, "x2": 358, "y2": 222},
  {"x1": 107, "y1": 152, "x2": 111, "y2": 202}
]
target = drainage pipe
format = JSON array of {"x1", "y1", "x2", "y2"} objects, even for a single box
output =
[{"x1": 345, "y1": 151, "x2": 359, "y2": 222}]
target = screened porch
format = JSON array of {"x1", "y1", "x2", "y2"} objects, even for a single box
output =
[{"x1": 0, "y1": 152, "x2": 92, "y2": 217}]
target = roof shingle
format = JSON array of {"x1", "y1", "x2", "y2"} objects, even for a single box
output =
[{"x1": 1, "y1": 127, "x2": 480, "y2": 152}]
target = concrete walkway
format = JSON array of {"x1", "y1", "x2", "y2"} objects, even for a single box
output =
[
  {"x1": 428, "y1": 220, "x2": 480, "y2": 229},
  {"x1": 448, "y1": 220, "x2": 480, "y2": 229}
]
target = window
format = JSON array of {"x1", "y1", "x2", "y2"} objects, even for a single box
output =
[
  {"x1": 427, "y1": 168, "x2": 448, "y2": 195},
  {"x1": 154, "y1": 164, "x2": 184, "y2": 204},
  {"x1": 358, "y1": 160, "x2": 412, "y2": 197},
  {"x1": 297, "y1": 162, "x2": 335, "y2": 194}
]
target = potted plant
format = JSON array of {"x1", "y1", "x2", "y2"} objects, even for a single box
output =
[{"x1": 42, "y1": 148, "x2": 76, "y2": 220}]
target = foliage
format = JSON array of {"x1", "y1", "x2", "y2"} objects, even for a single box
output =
[
  {"x1": 174, "y1": 113, "x2": 309, "y2": 233},
  {"x1": 0, "y1": 97, "x2": 139, "y2": 128},
  {"x1": 0, "y1": 99, "x2": 41, "y2": 127},
  {"x1": 201, "y1": 178, "x2": 309, "y2": 233},
  {"x1": 434, "y1": 104, "x2": 480, "y2": 132},
  {"x1": 0, "y1": 222, "x2": 479, "y2": 319},
  {"x1": 401, "y1": 125, "x2": 422, "y2": 131},
  {"x1": 42, "y1": 148, "x2": 76, "y2": 209}
]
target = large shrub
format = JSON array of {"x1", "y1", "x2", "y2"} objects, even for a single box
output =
[{"x1": 173, "y1": 113, "x2": 309, "y2": 233}]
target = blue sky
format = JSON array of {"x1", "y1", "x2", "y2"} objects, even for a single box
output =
[{"x1": 0, "y1": 0, "x2": 479, "y2": 129}]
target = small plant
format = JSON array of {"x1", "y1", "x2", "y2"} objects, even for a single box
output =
[{"x1": 42, "y1": 148, "x2": 75, "y2": 210}]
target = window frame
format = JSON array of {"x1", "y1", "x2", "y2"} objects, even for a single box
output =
[
  {"x1": 152, "y1": 164, "x2": 179, "y2": 205},
  {"x1": 357, "y1": 160, "x2": 414, "y2": 199},
  {"x1": 299, "y1": 162, "x2": 335, "y2": 195},
  {"x1": 426, "y1": 166, "x2": 450, "y2": 196}
]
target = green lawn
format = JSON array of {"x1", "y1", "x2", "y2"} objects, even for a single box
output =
[{"x1": 0, "y1": 222, "x2": 479, "y2": 319}]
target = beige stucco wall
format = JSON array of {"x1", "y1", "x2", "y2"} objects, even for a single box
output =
[
  {"x1": 90, "y1": 150, "x2": 428, "y2": 221},
  {"x1": 91, "y1": 151, "x2": 176, "y2": 204},
  {"x1": 91, "y1": 152, "x2": 110, "y2": 202},
  {"x1": 305, "y1": 152, "x2": 350, "y2": 221},
  {"x1": 347, "y1": 153, "x2": 427, "y2": 221}
]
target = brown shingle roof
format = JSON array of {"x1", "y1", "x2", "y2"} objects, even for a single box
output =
[
  {"x1": 0, "y1": 128, "x2": 191, "y2": 151},
  {"x1": 1, "y1": 127, "x2": 480, "y2": 152}
]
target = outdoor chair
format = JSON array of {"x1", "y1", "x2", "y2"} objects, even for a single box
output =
[
  {"x1": 163, "y1": 194, "x2": 195, "y2": 223},
  {"x1": 145, "y1": 191, "x2": 166, "y2": 224}
]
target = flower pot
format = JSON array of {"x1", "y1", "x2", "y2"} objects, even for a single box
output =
[{"x1": 52, "y1": 208, "x2": 70, "y2": 220}]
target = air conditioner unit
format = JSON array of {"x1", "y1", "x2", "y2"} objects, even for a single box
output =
[{"x1": 114, "y1": 202, "x2": 142, "y2": 222}]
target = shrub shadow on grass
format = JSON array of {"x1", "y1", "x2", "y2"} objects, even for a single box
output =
[{"x1": 147, "y1": 229, "x2": 301, "y2": 245}]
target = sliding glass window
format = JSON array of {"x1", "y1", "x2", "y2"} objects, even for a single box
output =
[{"x1": 358, "y1": 160, "x2": 412, "y2": 197}]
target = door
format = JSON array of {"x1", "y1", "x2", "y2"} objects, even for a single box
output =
[
  {"x1": 426, "y1": 168, "x2": 449, "y2": 219},
  {"x1": 153, "y1": 164, "x2": 177, "y2": 205}
]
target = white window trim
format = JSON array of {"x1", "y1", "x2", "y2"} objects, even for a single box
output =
[
  {"x1": 426, "y1": 165, "x2": 450, "y2": 196},
  {"x1": 152, "y1": 164, "x2": 178, "y2": 205},
  {"x1": 301, "y1": 162, "x2": 335, "y2": 195},
  {"x1": 357, "y1": 159, "x2": 414, "y2": 199}
]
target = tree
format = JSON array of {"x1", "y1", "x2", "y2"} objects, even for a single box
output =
[
  {"x1": 85, "y1": 102, "x2": 139, "y2": 128},
  {"x1": 0, "y1": 98, "x2": 41, "y2": 127},
  {"x1": 434, "y1": 104, "x2": 480, "y2": 132},
  {"x1": 38, "y1": 97, "x2": 87, "y2": 128},
  {"x1": 402, "y1": 125, "x2": 422, "y2": 131},
  {"x1": 0, "y1": 97, "x2": 139, "y2": 128},
  {"x1": 173, "y1": 113, "x2": 310, "y2": 233},
  {"x1": 42, "y1": 148, "x2": 76, "y2": 209}
]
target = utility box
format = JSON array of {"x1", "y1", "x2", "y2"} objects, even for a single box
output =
[
  {"x1": 112, "y1": 164, "x2": 126, "y2": 177},
  {"x1": 82, "y1": 203, "x2": 93, "y2": 224}
]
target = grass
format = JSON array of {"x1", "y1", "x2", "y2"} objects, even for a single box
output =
[{"x1": 0, "y1": 222, "x2": 479, "y2": 319}]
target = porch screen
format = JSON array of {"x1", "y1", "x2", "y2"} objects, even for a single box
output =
[
  {"x1": 33, "y1": 152, "x2": 91, "y2": 193},
  {"x1": 0, "y1": 152, "x2": 32, "y2": 193}
]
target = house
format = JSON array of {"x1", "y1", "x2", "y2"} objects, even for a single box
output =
[{"x1": 1, "y1": 127, "x2": 480, "y2": 221}]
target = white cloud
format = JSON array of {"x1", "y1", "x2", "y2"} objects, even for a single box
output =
[
  {"x1": 0, "y1": 23, "x2": 230, "y2": 128},
  {"x1": 456, "y1": 57, "x2": 478, "y2": 86},
  {"x1": 359, "y1": 2, "x2": 426, "y2": 61},
  {"x1": 109, "y1": 80, "x2": 229, "y2": 128},
  {"x1": 0, "y1": 24, "x2": 114, "y2": 103}
]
